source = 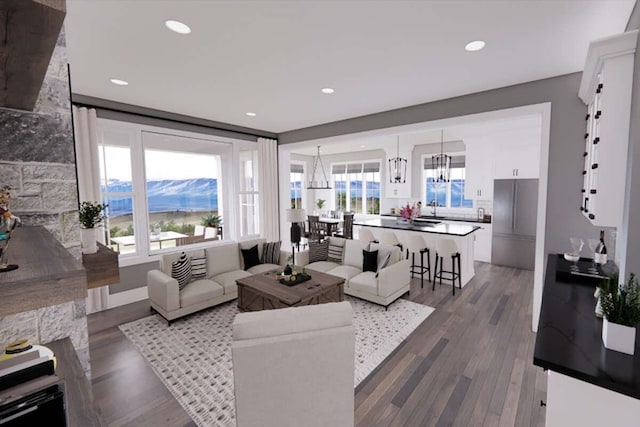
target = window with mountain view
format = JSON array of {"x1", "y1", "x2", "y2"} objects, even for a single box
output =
[
  {"x1": 290, "y1": 163, "x2": 304, "y2": 209},
  {"x1": 332, "y1": 162, "x2": 380, "y2": 214},
  {"x1": 423, "y1": 155, "x2": 473, "y2": 209},
  {"x1": 144, "y1": 148, "x2": 221, "y2": 252}
]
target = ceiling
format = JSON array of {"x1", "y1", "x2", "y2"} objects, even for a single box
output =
[{"x1": 64, "y1": 1, "x2": 635, "y2": 134}]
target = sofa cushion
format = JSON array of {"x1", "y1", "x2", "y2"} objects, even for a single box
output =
[
  {"x1": 343, "y1": 239, "x2": 369, "y2": 268},
  {"x1": 349, "y1": 272, "x2": 378, "y2": 295},
  {"x1": 171, "y1": 252, "x2": 192, "y2": 290},
  {"x1": 306, "y1": 261, "x2": 340, "y2": 273},
  {"x1": 327, "y1": 236, "x2": 346, "y2": 263},
  {"x1": 180, "y1": 279, "x2": 224, "y2": 307},
  {"x1": 247, "y1": 263, "x2": 280, "y2": 274},
  {"x1": 212, "y1": 270, "x2": 252, "y2": 295},
  {"x1": 163, "y1": 248, "x2": 205, "y2": 276},
  {"x1": 369, "y1": 243, "x2": 401, "y2": 265},
  {"x1": 241, "y1": 245, "x2": 261, "y2": 270},
  {"x1": 362, "y1": 249, "x2": 378, "y2": 273},
  {"x1": 206, "y1": 244, "x2": 241, "y2": 277},
  {"x1": 261, "y1": 241, "x2": 281, "y2": 265},
  {"x1": 308, "y1": 239, "x2": 329, "y2": 263},
  {"x1": 327, "y1": 265, "x2": 361, "y2": 283},
  {"x1": 190, "y1": 253, "x2": 207, "y2": 280}
]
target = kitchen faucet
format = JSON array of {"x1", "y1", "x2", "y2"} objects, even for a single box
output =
[{"x1": 429, "y1": 200, "x2": 437, "y2": 217}]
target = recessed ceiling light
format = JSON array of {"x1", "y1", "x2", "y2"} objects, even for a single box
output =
[
  {"x1": 165, "y1": 20, "x2": 191, "y2": 35},
  {"x1": 245, "y1": 112, "x2": 257, "y2": 117},
  {"x1": 465, "y1": 40, "x2": 486, "y2": 52},
  {"x1": 360, "y1": 145, "x2": 366, "y2": 148},
  {"x1": 321, "y1": 87, "x2": 335, "y2": 94},
  {"x1": 110, "y1": 78, "x2": 129, "y2": 86}
]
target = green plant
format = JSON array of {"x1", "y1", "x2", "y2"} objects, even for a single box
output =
[
  {"x1": 316, "y1": 198, "x2": 326, "y2": 209},
  {"x1": 78, "y1": 201, "x2": 108, "y2": 229},
  {"x1": 599, "y1": 273, "x2": 640, "y2": 327},
  {"x1": 201, "y1": 213, "x2": 222, "y2": 227}
]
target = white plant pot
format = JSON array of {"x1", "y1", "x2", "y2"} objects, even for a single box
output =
[
  {"x1": 81, "y1": 228, "x2": 98, "y2": 254},
  {"x1": 602, "y1": 318, "x2": 636, "y2": 355}
]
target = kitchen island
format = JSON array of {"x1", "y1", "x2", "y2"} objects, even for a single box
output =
[{"x1": 353, "y1": 217, "x2": 480, "y2": 287}]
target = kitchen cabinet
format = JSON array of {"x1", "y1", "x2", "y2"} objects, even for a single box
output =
[
  {"x1": 447, "y1": 221, "x2": 492, "y2": 263},
  {"x1": 491, "y1": 130, "x2": 540, "y2": 180},
  {"x1": 464, "y1": 142, "x2": 494, "y2": 200},
  {"x1": 578, "y1": 30, "x2": 637, "y2": 228}
]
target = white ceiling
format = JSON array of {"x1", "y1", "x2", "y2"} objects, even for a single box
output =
[{"x1": 64, "y1": 0, "x2": 635, "y2": 134}]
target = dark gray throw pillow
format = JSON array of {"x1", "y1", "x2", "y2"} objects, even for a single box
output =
[
  {"x1": 308, "y1": 239, "x2": 330, "y2": 263},
  {"x1": 363, "y1": 249, "x2": 378, "y2": 273},
  {"x1": 262, "y1": 241, "x2": 281, "y2": 264},
  {"x1": 241, "y1": 244, "x2": 261, "y2": 270}
]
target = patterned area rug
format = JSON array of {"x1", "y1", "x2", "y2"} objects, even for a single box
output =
[{"x1": 119, "y1": 297, "x2": 434, "y2": 427}]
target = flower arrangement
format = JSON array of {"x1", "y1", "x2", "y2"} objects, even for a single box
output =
[
  {"x1": 78, "y1": 201, "x2": 108, "y2": 229},
  {"x1": 399, "y1": 203, "x2": 417, "y2": 221}
]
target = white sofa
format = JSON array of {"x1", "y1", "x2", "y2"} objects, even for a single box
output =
[
  {"x1": 147, "y1": 238, "x2": 287, "y2": 324},
  {"x1": 232, "y1": 301, "x2": 355, "y2": 427},
  {"x1": 296, "y1": 236, "x2": 411, "y2": 309}
]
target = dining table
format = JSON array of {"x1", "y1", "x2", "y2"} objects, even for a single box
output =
[{"x1": 318, "y1": 217, "x2": 341, "y2": 236}]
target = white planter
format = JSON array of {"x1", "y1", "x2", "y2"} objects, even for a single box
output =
[
  {"x1": 81, "y1": 228, "x2": 98, "y2": 254},
  {"x1": 602, "y1": 318, "x2": 636, "y2": 355}
]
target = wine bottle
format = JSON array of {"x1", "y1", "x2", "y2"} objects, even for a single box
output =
[{"x1": 594, "y1": 230, "x2": 608, "y2": 264}]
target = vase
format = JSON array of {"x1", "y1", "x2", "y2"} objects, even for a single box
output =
[
  {"x1": 81, "y1": 228, "x2": 98, "y2": 254},
  {"x1": 602, "y1": 318, "x2": 636, "y2": 355}
]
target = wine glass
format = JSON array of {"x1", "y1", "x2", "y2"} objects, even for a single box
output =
[{"x1": 569, "y1": 237, "x2": 584, "y2": 271}]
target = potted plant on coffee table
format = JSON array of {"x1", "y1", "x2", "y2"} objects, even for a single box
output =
[
  {"x1": 599, "y1": 272, "x2": 640, "y2": 355},
  {"x1": 79, "y1": 201, "x2": 108, "y2": 254}
]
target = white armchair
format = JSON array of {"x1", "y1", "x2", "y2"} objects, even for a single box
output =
[{"x1": 232, "y1": 301, "x2": 355, "y2": 427}]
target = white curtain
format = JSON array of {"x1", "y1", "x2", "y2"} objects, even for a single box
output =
[
  {"x1": 73, "y1": 106, "x2": 109, "y2": 313},
  {"x1": 257, "y1": 137, "x2": 280, "y2": 241}
]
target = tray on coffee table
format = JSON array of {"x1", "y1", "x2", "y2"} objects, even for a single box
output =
[{"x1": 279, "y1": 274, "x2": 312, "y2": 286}]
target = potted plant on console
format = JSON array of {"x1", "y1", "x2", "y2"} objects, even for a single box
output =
[
  {"x1": 599, "y1": 272, "x2": 640, "y2": 355},
  {"x1": 79, "y1": 201, "x2": 108, "y2": 254}
]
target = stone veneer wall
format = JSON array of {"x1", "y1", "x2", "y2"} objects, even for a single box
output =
[{"x1": 0, "y1": 27, "x2": 89, "y2": 375}]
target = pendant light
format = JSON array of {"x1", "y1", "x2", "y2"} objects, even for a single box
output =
[
  {"x1": 306, "y1": 146, "x2": 332, "y2": 189},
  {"x1": 388, "y1": 136, "x2": 407, "y2": 183},
  {"x1": 431, "y1": 130, "x2": 451, "y2": 182}
]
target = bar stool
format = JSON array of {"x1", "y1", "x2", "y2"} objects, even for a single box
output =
[
  {"x1": 357, "y1": 228, "x2": 376, "y2": 244},
  {"x1": 406, "y1": 234, "x2": 430, "y2": 288},
  {"x1": 379, "y1": 231, "x2": 403, "y2": 254},
  {"x1": 433, "y1": 238, "x2": 462, "y2": 295}
]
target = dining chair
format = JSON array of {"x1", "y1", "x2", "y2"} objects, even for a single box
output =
[
  {"x1": 335, "y1": 213, "x2": 354, "y2": 239},
  {"x1": 194, "y1": 225, "x2": 205, "y2": 236},
  {"x1": 204, "y1": 226, "x2": 218, "y2": 240},
  {"x1": 307, "y1": 215, "x2": 324, "y2": 242}
]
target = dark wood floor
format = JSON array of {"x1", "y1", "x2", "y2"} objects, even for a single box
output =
[{"x1": 88, "y1": 262, "x2": 546, "y2": 426}]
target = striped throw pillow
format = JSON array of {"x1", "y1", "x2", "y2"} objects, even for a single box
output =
[
  {"x1": 190, "y1": 255, "x2": 207, "y2": 280},
  {"x1": 171, "y1": 252, "x2": 192, "y2": 291},
  {"x1": 308, "y1": 239, "x2": 329, "y2": 263},
  {"x1": 262, "y1": 241, "x2": 281, "y2": 265},
  {"x1": 327, "y1": 240, "x2": 344, "y2": 264}
]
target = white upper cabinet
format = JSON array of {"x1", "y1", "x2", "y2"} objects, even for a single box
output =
[
  {"x1": 491, "y1": 128, "x2": 541, "y2": 180},
  {"x1": 578, "y1": 30, "x2": 637, "y2": 227},
  {"x1": 464, "y1": 137, "x2": 494, "y2": 200}
]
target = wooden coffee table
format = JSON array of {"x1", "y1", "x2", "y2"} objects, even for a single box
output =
[{"x1": 236, "y1": 268, "x2": 345, "y2": 312}]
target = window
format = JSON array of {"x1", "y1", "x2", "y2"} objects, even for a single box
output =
[
  {"x1": 239, "y1": 149, "x2": 259, "y2": 237},
  {"x1": 100, "y1": 141, "x2": 136, "y2": 255},
  {"x1": 290, "y1": 163, "x2": 304, "y2": 209},
  {"x1": 423, "y1": 156, "x2": 473, "y2": 209},
  {"x1": 332, "y1": 162, "x2": 380, "y2": 214},
  {"x1": 99, "y1": 124, "x2": 234, "y2": 258}
]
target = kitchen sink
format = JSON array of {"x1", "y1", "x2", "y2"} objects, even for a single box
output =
[{"x1": 412, "y1": 218, "x2": 442, "y2": 225}]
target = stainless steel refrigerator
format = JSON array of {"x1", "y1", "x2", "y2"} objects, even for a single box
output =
[{"x1": 491, "y1": 179, "x2": 538, "y2": 270}]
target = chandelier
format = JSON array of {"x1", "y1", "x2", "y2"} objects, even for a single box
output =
[
  {"x1": 431, "y1": 130, "x2": 451, "y2": 182},
  {"x1": 388, "y1": 136, "x2": 407, "y2": 183},
  {"x1": 306, "y1": 146, "x2": 332, "y2": 189}
]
